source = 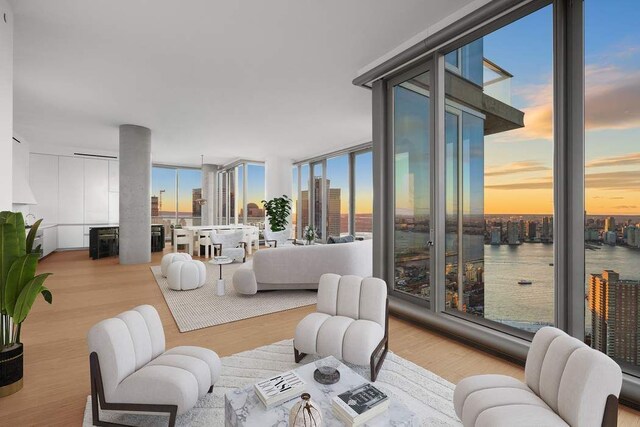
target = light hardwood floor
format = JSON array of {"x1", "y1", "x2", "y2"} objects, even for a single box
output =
[{"x1": 1, "y1": 248, "x2": 639, "y2": 426}]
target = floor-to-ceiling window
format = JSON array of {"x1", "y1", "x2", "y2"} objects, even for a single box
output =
[
  {"x1": 217, "y1": 161, "x2": 265, "y2": 227},
  {"x1": 326, "y1": 155, "x2": 350, "y2": 237},
  {"x1": 584, "y1": 0, "x2": 640, "y2": 374},
  {"x1": 292, "y1": 166, "x2": 299, "y2": 237},
  {"x1": 152, "y1": 166, "x2": 202, "y2": 239},
  {"x1": 354, "y1": 151, "x2": 373, "y2": 239},
  {"x1": 366, "y1": 0, "x2": 640, "y2": 405},
  {"x1": 300, "y1": 163, "x2": 310, "y2": 233},
  {"x1": 392, "y1": 69, "x2": 431, "y2": 303},
  {"x1": 311, "y1": 162, "x2": 325, "y2": 240},
  {"x1": 246, "y1": 163, "x2": 266, "y2": 230},
  {"x1": 235, "y1": 164, "x2": 244, "y2": 224},
  {"x1": 443, "y1": 5, "x2": 555, "y2": 333},
  {"x1": 293, "y1": 146, "x2": 372, "y2": 241}
]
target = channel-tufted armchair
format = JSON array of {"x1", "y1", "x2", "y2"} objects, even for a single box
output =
[
  {"x1": 87, "y1": 305, "x2": 221, "y2": 426},
  {"x1": 293, "y1": 273, "x2": 388, "y2": 381},
  {"x1": 453, "y1": 326, "x2": 622, "y2": 427}
]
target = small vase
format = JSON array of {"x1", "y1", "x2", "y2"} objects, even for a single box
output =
[{"x1": 289, "y1": 393, "x2": 322, "y2": 427}]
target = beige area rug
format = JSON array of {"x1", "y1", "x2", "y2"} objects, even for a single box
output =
[
  {"x1": 83, "y1": 339, "x2": 462, "y2": 426},
  {"x1": 150, "y1": 261, "x2": 317, "y2": 332}
]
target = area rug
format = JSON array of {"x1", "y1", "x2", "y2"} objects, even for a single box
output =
[
  {"x1": 82, "y1": 339, "x2": 462, "y2": 426},
  {"x1": 149, "y1": 262, "x2": 317, "y2": 332}
]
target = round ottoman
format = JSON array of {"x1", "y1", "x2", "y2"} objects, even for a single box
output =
[
  {"x1": 167, "y1": 260, "x2": 206, "y2": 291},
  {"x1": 161, "y1": 253, "x2": 192, "y2": 277}
]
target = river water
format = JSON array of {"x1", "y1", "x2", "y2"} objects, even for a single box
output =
[{"x1": 484, "y1": 243, "x2": 640, "y2": 328}]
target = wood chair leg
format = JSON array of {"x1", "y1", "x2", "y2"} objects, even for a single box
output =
[{"x1": 294, "y1": 346, "x2": 307, "y2": 363}]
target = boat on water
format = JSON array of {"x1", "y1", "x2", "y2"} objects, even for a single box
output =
[{"x1": 518, "y1": 280, "x2": 533, "y2": 285}]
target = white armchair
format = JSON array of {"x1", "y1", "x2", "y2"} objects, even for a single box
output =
[
  {"x1": 293, "y1": 273, "x2": 388, "y2": 381},
  {"x1": 264, "y1": 225, "x2": 295, "y2": 248},
  {"x1": 453, "y1": 326, "x2": 622, "y2": 427},
  {"x1": 210, "y1": 230, "x2": 246, "y2": 262},
  {"x1": 87, "y1": 305, "x2": 221, "y2": 426}
]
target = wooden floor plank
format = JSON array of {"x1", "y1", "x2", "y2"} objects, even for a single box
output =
[{"x1": 0, "y1": 247, "x2": 638, "y2": 425}]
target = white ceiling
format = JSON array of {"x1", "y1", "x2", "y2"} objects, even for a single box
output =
[{"x1": 10, "y1": 0, "x2": 475, "y2": 166}]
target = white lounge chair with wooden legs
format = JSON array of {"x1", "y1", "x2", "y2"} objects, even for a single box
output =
[
  {"x1": 293, "y1": 273, "x2": 388, "y2": 381},
  {"x1": 87, "y1": 305, "x2": 221, "y2": 426},
  {"x1": 453, "y1": 326, "x2": 622, "y2": 427}
]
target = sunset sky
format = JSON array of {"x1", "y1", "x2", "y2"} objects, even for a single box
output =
[{"x1": 483, "y1": 1, "x2": 639, "y2": 215}]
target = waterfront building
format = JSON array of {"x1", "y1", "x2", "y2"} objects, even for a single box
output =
[{"x1": 590, "y1": 270, "x2": 640, "y2": 365}]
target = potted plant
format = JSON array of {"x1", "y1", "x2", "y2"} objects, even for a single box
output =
[
  {"x1": 261, "y1": 195, "x2": 292, "y2": 232},
  {"x1": 302, "y1": 225, "x2": 317, "y2": 245},
  {"x1": 0, "y1": 212, "x2": 53, "y2": 397}
]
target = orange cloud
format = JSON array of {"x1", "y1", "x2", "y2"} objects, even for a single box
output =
[
  {"x1": 485, "y1": 161, "x2": 550, "y2": 177},
  {"x1": 489, "y1": 62, "x2": 640, "y2": 143},
  {"x1": 586, "y1": 152, "x2": 640, "y2": 168}
]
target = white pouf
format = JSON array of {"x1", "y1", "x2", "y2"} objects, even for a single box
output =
[
  {"x1": 160, "y1": 253, "x2": 192, "y2": 277},
  {"x1": 167, "y1": 260, "x2": 206, "y2": 291}
]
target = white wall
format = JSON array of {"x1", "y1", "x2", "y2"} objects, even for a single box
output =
[
  {"x1": 265, "y1": 156, "x2": 292, "y2": 200},
  {"x1": 0, "y1": 1, "x2": 13, "y2": 211}
]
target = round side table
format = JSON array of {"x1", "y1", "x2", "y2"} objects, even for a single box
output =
[{"x1": 208, "y1": 256, "x2": 233, "y2": 296}]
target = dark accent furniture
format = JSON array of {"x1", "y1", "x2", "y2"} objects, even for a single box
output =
[
  {"x1": 90, "y1": 352, "x2": 181, "y2": 427},
  {"x1": 295, "y1": 298, "x2": 389, "y2": 382},
  {"x1": 602, "y1": 394, "x2": 619, "y2": 427},
  {"x1": 90, "y1": 225, "x2": 165, "y2": 260}
]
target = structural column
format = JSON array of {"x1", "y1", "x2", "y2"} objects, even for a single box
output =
[
  {"x1": 264, "y1": 156, "x2": 292, "y2": 200},
  {"x1": 201, "y1": 163, "x2": 218, "y2": 224},
  {"x1": 119, "y1": 125, "x2": 151, "y2": 264}
]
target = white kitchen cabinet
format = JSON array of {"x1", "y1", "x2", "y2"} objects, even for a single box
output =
[
  {"x1": 29, "y1": 154, "x2": 59, "y2": 224},
  {"x1": 108, "y1": 160, "x2": 119, "y2": 192},
  {"x1": 84, "y1": 159, "x2": 109, "y2": 223},
  {"x1": 109, "y1": 192, "x2": 119, "y2": 223},
  {"x1": 58, "y1": 225, "x2": 84, "y2": 249},
  {"x1": 58, "y1": 157, "x2": 84, "y2": 224},
  {"x1": 42, "y1": 226, "x2": 58, "y2": 257}
]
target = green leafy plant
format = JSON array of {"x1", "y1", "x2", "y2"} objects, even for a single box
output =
[
  {"x1": 0, "y1": 212, "x2": 52, "y2": 348},
  {"x1": 302, "y1": 225, "x2": 317, "y2": 245},
  {"x1": 261, "y1": 195, "x2": 292, "y2": 232}
]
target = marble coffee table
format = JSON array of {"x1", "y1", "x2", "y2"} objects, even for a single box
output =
[{"x1": 224, "y1": 356, "x2": 417, "y2": 426}]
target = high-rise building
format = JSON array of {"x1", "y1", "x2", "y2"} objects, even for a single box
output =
[
  {"x1": 527, "y1": 221, "x2": 537, "y2": 241},
  {"x1": 589, "y1": 270, "x2": 640, "y2": 365},
  {"x1": 604, "y1": 231, "x2": 617, "y2": 245},
  {"x1": 518, "y1": 220, "x2": 526, "y2": 241},
  {"x1": 192, "y1": 188, "x2": 202, "y2": 218},
  {"x1": 151, "y1": 195, "x2": 159, "y2": 217},
  {"x1": 605, "y1": 216, "x2": 616, "y2": 232},
  {"x1": 301, "y1": 177, "x2": 342, "y2": 238},
  {"x1": 327, "y1": 187, "x2": 342, "y2": 237},
  {"x1": 507, "y1": 221, "x2": 519, "y2": 245},
  {"x1": 490, "y1": 227, "x2": 501, "y2": 245},
  {"x1": 541, "y1": 216, "x2": 552, "y2": 242}
]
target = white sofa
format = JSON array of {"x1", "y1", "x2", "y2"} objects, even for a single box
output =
[
  {"x1": 454, "y1": 326, "x2": 622, "y2": 427},
  {"x1": 87, "y1": 305, "x2": 221, "y2": 426},
  {"x1": 232, "y1": 239, "x2": 372, "y2": 295},
  {"x1": 294, "y1": 273, "x2": 388, "y2": 381}
]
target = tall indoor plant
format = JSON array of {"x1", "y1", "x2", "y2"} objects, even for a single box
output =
[
  {"x1": 262, "y1": 195, "x2": 292, "y2": 232},
  {"x1": 0, "y1": 212, "x2": 52, "y2": 397}
]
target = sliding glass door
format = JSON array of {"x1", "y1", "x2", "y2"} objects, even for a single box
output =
[{"x1": 391, "y1": 67, "x2": 432, "y2": 304}]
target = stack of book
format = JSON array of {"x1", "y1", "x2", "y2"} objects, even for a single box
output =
[
  {"x1": 332, "y1": 383, "x2": 390, "y2": 426},
  {"x1": 254, "y1": 371, "x2": 305, "y2": 408}
]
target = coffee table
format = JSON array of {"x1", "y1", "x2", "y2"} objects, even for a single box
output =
[
  {"x1": 208, "y1": 256, "x2": 233, "y2": 296},
  {"x1": 224, "y1": 356, "x2": 417, "y2": 426}
]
